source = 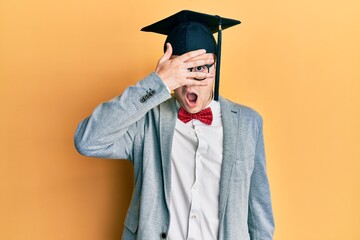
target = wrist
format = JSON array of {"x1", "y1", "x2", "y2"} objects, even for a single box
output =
[{"x1": 154, "y1": 71, "x2": 172, "y2": 93}]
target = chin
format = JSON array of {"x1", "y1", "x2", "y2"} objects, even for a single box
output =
[{"x1": 185, "y1": 105, "x2": 203, "y2": 114}]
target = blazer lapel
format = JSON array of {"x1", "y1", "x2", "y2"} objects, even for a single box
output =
[
  {"x1": 218, "y1": 97, "x2": 241, "y2": 220},
  {"x1": 159, "y1": 97, "x2": 177, "y2": 210}
]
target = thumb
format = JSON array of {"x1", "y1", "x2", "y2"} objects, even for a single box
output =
[{"x1": 159, "y1": 43, "x2": 172, "y2": 63}]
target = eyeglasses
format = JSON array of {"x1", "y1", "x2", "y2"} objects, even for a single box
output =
[{"x1": 188, "y1": 63, "x2": 214, "y2": 81}]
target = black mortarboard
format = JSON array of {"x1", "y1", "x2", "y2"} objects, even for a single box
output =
[{"x1": 141, "y1": 10, "x2": 240, "y2": 101}]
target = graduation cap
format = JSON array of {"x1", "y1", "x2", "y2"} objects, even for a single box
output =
[{"x1": 141, "y1": 10, "x2": 240, "y2": 101}]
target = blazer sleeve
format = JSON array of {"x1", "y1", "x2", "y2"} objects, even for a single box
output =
[
  {"x1": 74, "y1": 72, "x2": 171, "y2": 161},
  {"x1": 248, "y1": 118, "x2": 275, "y2": 239}
]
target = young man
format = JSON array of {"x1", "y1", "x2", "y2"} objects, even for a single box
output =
[{"x1": 75, "y1": 10, "x2": 274, "y2": 240}]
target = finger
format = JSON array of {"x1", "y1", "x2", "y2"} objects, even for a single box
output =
[
  {"x1": 184, "y1": 58, "x2": 215, "y2": 69},
  {"x1": 186, "y1": 71, "x2": 214, "y2": 79},
  {"x1": 184, "y1": 79, "x2": 210, "y2": 86},
  {"x1": 159, "y1": 43, "x2": 173, "y2": 64},
  {"x1": 178, "y1": 49, "x2": 206, "y2": 62},
  {"x1": 185, "y1": 53, "x2": 215, "y2": 62}
]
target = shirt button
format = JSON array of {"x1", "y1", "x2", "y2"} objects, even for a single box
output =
[
  {"x1": 160, "y1": 232, "x2": 167, "y2": 238},
  {"x1": 191, "y1": 215, "x2": 197, "y2": 219}
]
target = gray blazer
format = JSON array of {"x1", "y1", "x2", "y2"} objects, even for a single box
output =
[{"x1": 75, "y1": 72, "x2": 274, "y2": 240}]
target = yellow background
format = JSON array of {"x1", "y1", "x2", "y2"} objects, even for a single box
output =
[{"x1": 1, "y1": 0, "x2": 359, "y2": 239}]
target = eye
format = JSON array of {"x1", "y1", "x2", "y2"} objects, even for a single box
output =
[{"x1": 196, "y1": 66, "x2": 205, "y2": 71}]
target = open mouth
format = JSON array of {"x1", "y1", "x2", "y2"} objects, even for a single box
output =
[{"x1": 186, "y1": 92, "x2": 198, "y2": 105}]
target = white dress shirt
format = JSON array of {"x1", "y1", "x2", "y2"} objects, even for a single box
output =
[{"x1": 168, "y1": 101, "x2": 223, "y2": 240}]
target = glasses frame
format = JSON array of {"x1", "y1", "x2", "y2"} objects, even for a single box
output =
[{"x1": 188, "y1": 63, "x2": 214, "y2": 81}]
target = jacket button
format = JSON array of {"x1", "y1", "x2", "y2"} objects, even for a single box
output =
[{"x1": 160, "y1": 232, "x2": 167, "y2": 238}]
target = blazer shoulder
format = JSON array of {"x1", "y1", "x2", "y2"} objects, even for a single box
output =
[{"x1": 221, "y1": 97, "x2": 263, "y2": 122}]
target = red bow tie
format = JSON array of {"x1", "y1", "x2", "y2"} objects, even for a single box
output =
[{"x1": 178, "y1": 107, "x2": 213, "y2": 125}]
